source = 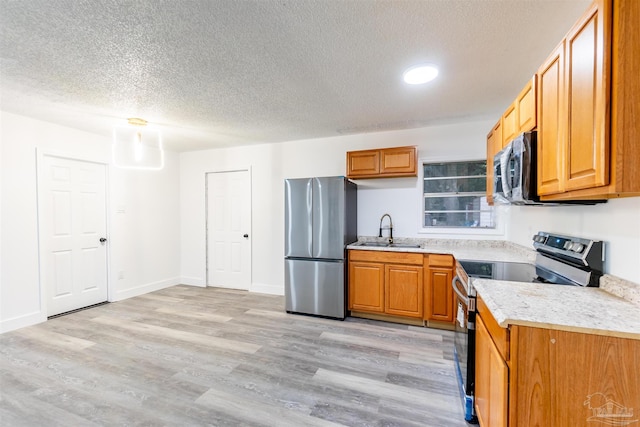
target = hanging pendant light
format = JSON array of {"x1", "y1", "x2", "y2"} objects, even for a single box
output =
[{"x1": 112, "y1": 118, "x2": 164, "y2": 170}]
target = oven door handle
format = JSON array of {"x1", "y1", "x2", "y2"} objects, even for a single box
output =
[{"x1": 452, "y1": 276, "x2": 469, "y2": 306}]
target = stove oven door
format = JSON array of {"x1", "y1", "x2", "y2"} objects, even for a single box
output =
[{"x1": 452, "y1": 275, "x2": 477, "y2": 423}]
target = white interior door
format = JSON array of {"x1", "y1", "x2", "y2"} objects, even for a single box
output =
[
  {"x1": 40, "y1": 155, "x2": 108, "y2": 316},
  {"x1": 206, "y1": 170, "x2": 251, "y2": 290}
]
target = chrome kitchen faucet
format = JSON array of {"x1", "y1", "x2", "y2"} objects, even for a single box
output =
[{"x1": 379, "y1": 213, "x2": 393, "y2": 244}]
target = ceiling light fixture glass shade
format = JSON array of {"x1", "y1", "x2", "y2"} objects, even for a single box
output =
[
  {"x1": 403, "y1": 64, "x2": 439, "y2": 85},
  {"x1": 112, "y1": 118, "x2": 164, "y2": 170}
]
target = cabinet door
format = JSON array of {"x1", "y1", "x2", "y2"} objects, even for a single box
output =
[
  {"x1": 425, "y1": 266, "x2": 454, "y2": 322},
  {"x1": 537, "y1": 41, "x2": 566, "y2": 196},
  {"x1": 564, "y1": 0, "x2": 610, "y2": 192},
  {"x1": 347, "y1": 150, "x2": 379, "y2": 177},
  {"x1": 517, "y1": 76, "x2": 537, "y2": 133},
  {"x1": 475, "y1": 315, "x2": 509, "y2": 427},
  {"x1": 348, "y1": 261, "x2": 384, "y2": 313},
  {"x1": 384, "y1": 264, "x2": 423, "y2": 318},
  {"x1": 380, "y1": 147, "x2": 417, "y2": 176},
  {"x1": 501, "y1": 104, "x2": 518, "y2": 148}
]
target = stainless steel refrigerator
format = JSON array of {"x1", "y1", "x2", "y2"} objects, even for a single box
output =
[{"x1": 284, "y1": 176, "x2": 357, "y2": 319}]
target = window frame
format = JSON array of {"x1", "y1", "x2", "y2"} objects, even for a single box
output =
[{"x1": 416, "y1": 156, "x2": 505, "y2": 236}]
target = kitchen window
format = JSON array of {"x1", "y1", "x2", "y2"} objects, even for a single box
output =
[{"x1": 422, "y1": 160, "x2": 494, "y2": 228}]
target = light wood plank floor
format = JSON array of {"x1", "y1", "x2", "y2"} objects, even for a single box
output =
[{"x1": 1, "y1": 286, "x2": 467, "y2": 426}]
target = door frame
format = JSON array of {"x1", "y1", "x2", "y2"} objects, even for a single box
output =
[
  {"x1": 204, "y1": 167, "x2": 252, "y2": 289},
  {"x1": 36, "y1": 149, "x2": 112, "y2": 316}
]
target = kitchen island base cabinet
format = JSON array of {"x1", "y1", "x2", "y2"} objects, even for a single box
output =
[
  {"x1": 475, "y1": 315, "x2": 508, "y2": 427},
  {"x1": 510, "y1": 326, "x2": 640, "y2": 427},
  {"x1": 475, "y1": 296, "x2": 640, "y2": 426}
]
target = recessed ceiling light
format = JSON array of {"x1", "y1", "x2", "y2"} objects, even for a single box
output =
[{"x1": 403, "y1": 64, "x2": 439, "y2": 85}]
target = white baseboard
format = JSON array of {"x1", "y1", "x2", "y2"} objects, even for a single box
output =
[
  {"x1": 112, "y1": 277, "x2": 181, "y2": 301},
  {"x1": 181, "y1": 282, "x2": 207, "y2": 288},
  {"x1": 250, "y1": 282, "x2": 284, "y2": 296},
  {"x1": 180, "y1": 276, "x2": 206, "y2": 287},
  {"x1": 1, "y1": 311, "x2": 46, "y2": 334}
]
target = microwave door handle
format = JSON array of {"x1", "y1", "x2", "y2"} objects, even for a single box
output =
[
  {"x1": 500, "y1": 145, "x2": 513, "y2": 197},
  {"x1": 452, "y1": 276, "x2": 469, "y2": 306}
]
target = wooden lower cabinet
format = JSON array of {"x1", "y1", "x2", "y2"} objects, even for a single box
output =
[
  {"x1": 424, "y1": 254, "x2": 455, "y2": 324},
  {"x1": 476, "y1": 296, "x2": 640, "y2": 426},
  {"x1": 348, "y1": 261, "x2": 385, "y2": 313},
  {"x1": 475, "y1": 315, "x2": 508, "y2": 427},
  {"x1": 348, "y1": 250, "x2": 437, "y2": 321},
  {"x1": 385, "y1": 264, "x2": 423, "y2": 318},
  {"x1": 348, "y1": 250, "x2": 456, "y2": 326}
]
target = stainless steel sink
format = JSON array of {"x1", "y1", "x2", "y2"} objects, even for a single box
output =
[
  {"x1": 356, "y1": 242, "x2": 389, "y2": 247},
  {"x1": 388, "y1": 243, "x2": 421, "y2": 248},
  {"x1": 355, "y1": 242, "x2": 421, "y2": 249}
]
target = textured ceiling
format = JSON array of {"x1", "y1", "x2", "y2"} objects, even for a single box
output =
[{"x1": 0, "y1": 0, "x2": 591, "y2": 152}]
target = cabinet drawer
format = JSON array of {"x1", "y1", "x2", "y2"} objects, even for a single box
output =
[
  {"x1": 427, "y1": 254, "x2": 454, "y2": 267},
  {"x1": 477, "y1": 296, "x2": 509, "y2": 361},
  {"x1": 349, "y1": 250, "x2": 423, "y2": 265}
]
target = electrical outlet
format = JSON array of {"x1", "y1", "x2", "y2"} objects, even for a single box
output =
[{"x1": 118, "y1": 271, "x2": 124, "y2": 280}]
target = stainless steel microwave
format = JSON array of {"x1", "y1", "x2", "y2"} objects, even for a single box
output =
[
  {"x1": 493, "y1": 132, "x2": 605, "y2": 206},
  {"x1": 493, "y1": 131, "x2": 539, "y2": 205}
]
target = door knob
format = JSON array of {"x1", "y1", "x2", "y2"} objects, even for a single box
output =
[
  {"x1": 243, "y1": 234, "x2": 249, "y2": 238},
  {"x1": 99, "y1": 237, "x2": 107, "y2": 244}
]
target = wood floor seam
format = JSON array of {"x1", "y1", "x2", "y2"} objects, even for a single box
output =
[{"x1": 0, "y1": 285, "x2": 466, "y2": 426}]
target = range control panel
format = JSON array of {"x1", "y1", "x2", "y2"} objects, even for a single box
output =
[{"x1": 532, "y1": 232, "x2": 604, "y2": 272}]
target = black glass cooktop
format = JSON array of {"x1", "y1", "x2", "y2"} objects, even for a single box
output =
[{"x1": 459, "y1": 260, "x2": 538, "y2": 282}]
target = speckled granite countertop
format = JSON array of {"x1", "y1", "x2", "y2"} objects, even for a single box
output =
[
  {"x1": 473, "y1": 279, "x2": 640, "y2": 340},
  {"x1": 347, "y1": 238, "x2": 536, "y2": 264},
  {"x1": 348, "y1": 237, "x2": 640, "y2": 339}
]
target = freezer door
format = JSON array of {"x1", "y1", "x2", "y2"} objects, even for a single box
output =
[
  {"x1": 285, "y1": 178, "x2": 313, "y2": 258},
  {"x1": 285, "y1": 259, "x2": 345, "y2": 319},
  {"x1": 312, "y1": 177, "x2": 345, "y2": 260}
]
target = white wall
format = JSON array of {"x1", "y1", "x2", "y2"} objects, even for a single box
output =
[
  {"x1": 181, "y1": 119, "x2": 640, "y2": 293},
  {"x1": 0, "y1": 112, "x2": 181, "y2": 332},
  {"x1": 505, "y1": 198, "x2": 640, "y2": 284},
  {"x1": 180, "y1": 120, "x2": 496, "y2": 295}
]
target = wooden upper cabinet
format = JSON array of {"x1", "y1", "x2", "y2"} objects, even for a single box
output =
[
  {"x1": 346, "y1": 149, "x2": 380, "y2": 177},
  {"x1": 537, "y1": 41, "x2": 566, "y2": 196},
  {"x1": 537, "y1": 0, "x2": 610, "y2": 197},
  {"x1": 501, "y1": 76, "x2": 537, "y2": 148},
  {"x1": 609, "y1": 0, "x2": 640, "y2": 197},
  {"x1": 346, "y1": 146, "x2": 417, "y2": 179},
  {"x1": 564, "y1": 0, "x2": 610, "y2": 192},
  {"x1": 537, "y1": 0, "x2": 640, "y2": 200},
  {"x1": 517, "y1": 76, "x2": 537, "y2": 133},
  {"x1": 501, "y1": 104, "x2": 518, "y2": 148},
  {"x1": 380, "y1": 146, "x2": 417, "y2": 175}
]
